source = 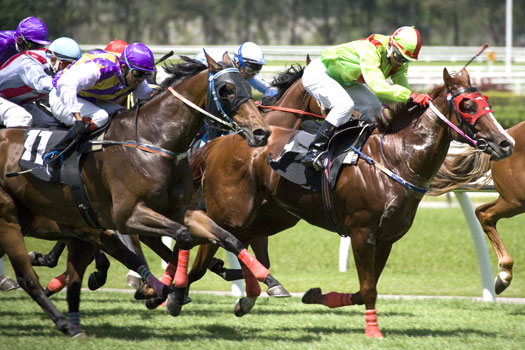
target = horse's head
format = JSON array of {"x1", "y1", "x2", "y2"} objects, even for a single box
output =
[
  {"x1": 204, "y1": 51, "x2": 271, "y2": 147},
  {"x1": 442, "y1": 67, "x2": 514, "y2": 160}
]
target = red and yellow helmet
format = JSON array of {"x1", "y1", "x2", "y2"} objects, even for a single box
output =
[{"x1": 390, "y1": 26, "x2": 421, "y2": 61}]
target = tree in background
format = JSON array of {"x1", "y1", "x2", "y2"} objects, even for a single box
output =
[{"x1": 0, "y1": 0, "x2": 522, "y2": 46}]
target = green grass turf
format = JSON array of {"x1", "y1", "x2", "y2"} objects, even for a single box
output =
[{"x1": 0, "y1": 291, "x2": 523, "y2": 349}]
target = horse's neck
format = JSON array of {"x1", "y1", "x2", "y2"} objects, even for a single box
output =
[
  {"x1": 266, "y1": 79, "x2": 313, "y2": 128},
  {"x1": 380, "y1": 105, "x2": 452, "y2": 189},
  {"x1": 107, "y1": 73, "x2": 207, "y2": 153}
]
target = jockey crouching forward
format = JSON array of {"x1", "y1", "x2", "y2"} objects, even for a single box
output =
[
  {"x1": 46, "y1": 42, "x2": 157, "y2": 167},
  {"x1": 301, "y1": 26, "x2": 432, "y2": 170},
  {"x1": 194, "y1": 42, "x2": 277, "y2": 145},
  {"x1": 0, "y1": 37, "x2": 82, "y2": 129}
]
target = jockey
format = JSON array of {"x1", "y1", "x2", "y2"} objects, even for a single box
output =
[
  {"x1": 301, "y1": 26, "x2": 432, "y2": 170},
  {"x1": 0, "y1": 37, "x2": 81, "y2": 128},
  {"x1": 46, "y1": 42, "x2": 156, "y2": 161},
  {"x1": 195, "y1": 42, "x2": 277, "y2": 98},
  {"x1": 104, "y1": 38, "x2": 129, "y2": 55},
  {"x1": 0, "y1": 16, "x2": 51, "y2": 66}
]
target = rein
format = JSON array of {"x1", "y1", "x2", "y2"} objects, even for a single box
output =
[
  {"x1": 256, "y1": 102, "x2": 326, "y2": 120},
  {"x1": 428, "y1": 101, "x2": 478, "y2": 147},
  {"x1": 167, "y1": 86, "x2": 242, "y2": 133}
]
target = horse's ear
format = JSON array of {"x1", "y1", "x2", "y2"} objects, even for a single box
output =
[
  {"x1": 457, "y1": 67, "x2": 472, "y2": 85},
  {"x1": 306, "y1": 54, "x2": 311, "y2": 65},
  {"x1": 222, "y1": 51, "x2": 233, "y2": 66},
  {"x1": 205, "y1": 49, "x2": 222, "y2": 73},
  {"x1": 443, "y1": 68, "x2": 455, "y2": 91}
]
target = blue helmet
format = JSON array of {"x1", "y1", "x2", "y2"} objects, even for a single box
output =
[
  {"x1": 120, "y1": 42, "x2": 156, "y2": 72},
  {"x1": 48, "y1": 37, "x2": 82, "y2": 62}
]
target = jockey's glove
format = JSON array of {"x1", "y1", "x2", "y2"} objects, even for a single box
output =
[{"x1": 410, "y1": 92, "x2": 432, "y2": 107}]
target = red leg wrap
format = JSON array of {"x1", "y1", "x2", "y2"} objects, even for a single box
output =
[
  {"x1": 174, "y1": 249, "x2": 189, "y2": 288},
  {"x1": 323, "y1": 292, "x2": 353, "y2": 308},
  {"x1": 47, "y1": 272, "x2": 67, "y2": 293},
  {"x1": 160, "y1": 262, "x2": 176, "y2": 286},
  {"x1": 364, "y1": 309, "x2": 384, "y2": 339},
  {"x1": 241, "y1": 264, "x2": 261, "y2": 298},
  {"x1": 237, "y1": 249, "x2": 269, "y2": 281}
]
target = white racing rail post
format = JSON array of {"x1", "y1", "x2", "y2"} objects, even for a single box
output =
[
  {"x1": 454, "y1": 189, "x2": 496, "y2": 302},
  {"x1": 226, "y1": 252, "x2": 245, "y2": 297}
]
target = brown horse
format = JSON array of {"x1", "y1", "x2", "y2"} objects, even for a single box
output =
[
  {"x1": 0, "y1": 53, "x2": 277, "y2": 337},
  {"x1": 187, "y1": 67, "x2": 514, "y2": 338},
  {"x1": 429, "y1": 121, "x2": 525, "y2": 295}
]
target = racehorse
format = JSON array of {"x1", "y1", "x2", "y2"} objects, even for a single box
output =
[
  {"x1": 429, "y1": 121, "x2": 525, "y2": 295},
  {"x1": 187, "y1": 67, "x2": 514, "y2": 338},
  {"x1": 0, "y1": 53, "x2": 276, "y2": 337}
]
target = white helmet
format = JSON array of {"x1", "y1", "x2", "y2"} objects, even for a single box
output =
[
  {"x1": 48, "y1": 37, "x2": 82, "y2": 63},
  {"x1": 234, "y1": 42, "x2": 266, "y2": 67}
]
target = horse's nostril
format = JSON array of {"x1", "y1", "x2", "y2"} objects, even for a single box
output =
[{"x1": 500, "y1": 140, "x2": 513, "y2": 154}]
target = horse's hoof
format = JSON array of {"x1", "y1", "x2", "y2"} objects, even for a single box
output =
[
  {"x1": 302, "y1": 287, "x2": 323, "y2": 304},
  {"x1": 166, "y1": 293, "x2": 183, "y2": 317},
  {"x1": 145, "y1": 296, "x2": 166, "y2": 310},
  {"x1": 234, "y1": 296, "x2": 258, "y2": 317},
  {"x1": 71, "y1": 331, "x2": 88, "y2": 339},
  {"x1": 134, "y1": 282, "x2": 156, "y2": 300},
  {"x1": 495, "y1": 273, "x2": 511, "y2": 294},
  {"x1": 28, "y1": 251, "x2": 45, "y2": 266},
  {"x1": 87, "y1": 272, "x2": 107, "y2": 291},
  {"x1": 0, "y1": 276, "x2": 19, "y2": 292},
  {"x1": 267, "y1": 284, "x2": 290, "y2": 298}
]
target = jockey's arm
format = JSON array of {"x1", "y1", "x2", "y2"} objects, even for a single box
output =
[
  {"x1": 360, "y1": 59, "x2": 411, "y2": 103},
  {"x1": 17, "y1": 57, "x2": 54, "y2": 94},
  {"x1": 248, "y1": 74, "x2": 278, "y2": 97},
  {"x1": 56, "y1": 62, "x2": 100, "y2": 117}
]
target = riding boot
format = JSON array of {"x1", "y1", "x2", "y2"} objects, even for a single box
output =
[
  {"x1": 44, "y1": 121, "x2": 90, "y2": 173},
  {"x1": 301, "y1": 120, "x2": 337, "y2": 170}
]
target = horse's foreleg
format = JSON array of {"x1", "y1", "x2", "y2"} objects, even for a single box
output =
[
  {"x1": 98, "y1": 230, "x2": 170, "y2": 299},
  {"x1": 476, "y1": 198, "x2": 521, "y2": 294},
  {"x1": 0, "y1": 219, "x2": 82, "y2": 337},
  {"x1": 65, "y1": 239, "x2": 96, "y2": 336},
  {"x1": 183, "y1": 209, "x2": 289, "y2": 297},
  {"x1": 351, "y1": 228, "x2": 383, "y2": 339},
  {"x1": 29, "y1": 240, "x2": 66, "y2": 267}
]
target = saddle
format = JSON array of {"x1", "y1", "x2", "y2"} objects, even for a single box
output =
[{"x1": 267, "y1": 119, "x2": 373, "y2": 192}]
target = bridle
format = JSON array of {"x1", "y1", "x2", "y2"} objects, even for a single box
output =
[{"x1": 427, "y1": 86, "x2": 493, "y2": 151}]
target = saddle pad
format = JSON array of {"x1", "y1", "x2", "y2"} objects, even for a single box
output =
[
  {"x1": 19, "y1": 128, "x2": 69, "y2": 183},
  {"x1": 267, "y1": 130, "x2": 322, "y2": 192}
]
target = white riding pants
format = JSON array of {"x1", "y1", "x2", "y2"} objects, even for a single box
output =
[
  {"x1": 49, "y1": 88, "x2": 122, "y2": 128},
  {"x1": 0, "y1": 97, "x2": 32, "y2": 127},
  {"x1": 302, "y1": 58, "x2": 382, "y2": 126}
]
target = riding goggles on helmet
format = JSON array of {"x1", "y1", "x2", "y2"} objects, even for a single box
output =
[
  {"x1": 241, "y1": 62, "x2": 262, "y2": 76},
  {"x1": 391, "y1": 46, "x2": 409, "y2": 64},
  {"x1": 130, "y1": 68, "x2": 152, "y2": 79},
  {"x1": 19, "y1": 32, "x2": 44, "y2": 50}
]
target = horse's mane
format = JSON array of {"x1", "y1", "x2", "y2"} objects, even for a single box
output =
[
  {"x1": 380, "y1": 84, "x2": 446, "y2": 133},
  {"x1": 260, "y1": 64, "x2": 304, "y2": 106},
  {"x1": 160, "y1": 56, "x2": 208, "y2": 88}
]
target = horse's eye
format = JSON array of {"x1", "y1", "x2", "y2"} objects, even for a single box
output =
[
  {"x1": 459, "y1": 99, "x2": 477, "y2": 114},
  {"x1": 219, "y1": 84, "x2": 235, "y2": 98}
]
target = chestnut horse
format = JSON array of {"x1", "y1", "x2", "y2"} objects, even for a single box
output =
[
  {"x1": 0, "y1": 53, "x2": 278, "y2": 337},
  {"x1": 429, "y1": 121, "x2": 525, "y2": 295},
  {"x1": 187, "y1": 68, "x2": 514, "y2": 338}
]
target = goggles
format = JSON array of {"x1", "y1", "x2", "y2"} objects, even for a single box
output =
[
  {"x1": 391, "y1": 46, "x2": 409, "y2": 64},
  {"x1": 19, "y1": 33, "x2": 44, "y2": 50},
  {"x1": 241, "y1": 62, "x2": 262, "y2": 76},
  {"x1": 130, "y1": 68, "x2": 152, "y2": 79}
]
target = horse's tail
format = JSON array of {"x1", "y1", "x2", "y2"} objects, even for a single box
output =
[
  {"x1": 428, "y1": 148, "x2": 492, "y2": 196},
  {"x1": 189, "y1": 141, "x2": 215, "y2": 189}
]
